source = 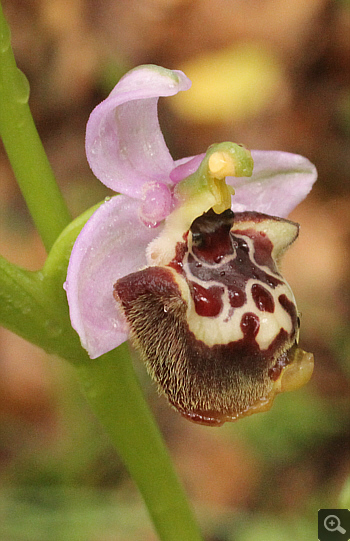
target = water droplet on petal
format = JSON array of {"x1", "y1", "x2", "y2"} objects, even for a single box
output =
[{"x1": 139, "y1": 181, "x2": 172, "y2": 226}]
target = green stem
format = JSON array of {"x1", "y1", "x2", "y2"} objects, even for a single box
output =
[
  {"x1": 0, "y1": 204, "x2": 101, "y2": 364},
  {"x1": 0, "y1": 2, "x2": 71, "y2": 252},
  {"x1": 0, "y1": 253, "x2": 88, "y2": 364},
  {"x1": 77, "y1": 345, "x2": 203, "y2": 541},
  {"x1": 0, "y1": 257, "x2": 204, "y2": 540},
  {"x1": 0, "y1": 205, "x2": 204, "y2": 539}
]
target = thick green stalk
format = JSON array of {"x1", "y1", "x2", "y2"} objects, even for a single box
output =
[
  {"x1": 78, "y1": 345, "x2": 203, "y2": 541},
  {"x1": 0, "y1": 2, "x2": 71, "y2": 251},
  {"x1": 0, "y1": 250, "x2": 204, "y2": 540},
  {"x1": 0, "y1": 204, "x2": 100, "y2": 364},
  {"x1": 0, "y1": 202, "x2": 204, "y2": 539},
  {"x1": 0, "y1": 254, "x2": 88, "y2": 364}
]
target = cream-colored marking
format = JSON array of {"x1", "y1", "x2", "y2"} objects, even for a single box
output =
[
  {"x1": 146, "y1": 225, "x2": 185, "y2": 267},
  {"x1": 178, "y1": 235, "x2": 296, "y2": 348},
  {"x1": 159, "y1": 223, "x2": 297, "y2": 350},
  {"x1": 256, "y1": 308, "x2": 292, "y2": 350},
  {"x1": 231, "y1": 218, "x2": 298, "y2": 261},
  {"x1": 231, "y1": 233, "x2": 297, "y2": 349},
  {"x1": 184, "y1": 278, "x2": 295, "y2": 348},
  {"x1": 233, "y1": 234, "x2": 279, "y2": 277}
]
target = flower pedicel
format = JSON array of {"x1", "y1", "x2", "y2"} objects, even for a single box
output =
[{"x1": 65, "y1": 65, "x2": 317, "y2": 425}]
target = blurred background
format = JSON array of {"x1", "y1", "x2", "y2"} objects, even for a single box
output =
[{"x1": 0, "y1": 0, "x2": 349, "y2": 539}]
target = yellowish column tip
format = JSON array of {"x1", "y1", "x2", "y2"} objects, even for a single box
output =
[{"x1": 208, "y1": 151, "x2": 236, "y2": 179}]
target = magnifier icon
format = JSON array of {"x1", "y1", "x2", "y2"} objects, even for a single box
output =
[{"x1": 324, "y1": 515, "x2": 346, "y2": 534}]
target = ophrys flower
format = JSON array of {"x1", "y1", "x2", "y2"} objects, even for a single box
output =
[{"x1": 65, "y1": 65, "x2": 317, "y2": 425}]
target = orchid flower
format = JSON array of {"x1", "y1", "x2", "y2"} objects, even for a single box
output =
[{"x1": 65, "y1": 64, "x2": 317, "y2": 426}]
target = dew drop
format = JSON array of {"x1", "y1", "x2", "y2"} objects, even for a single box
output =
[
  {"x1": 14, "y1": 69, "x2": 30, "y2": 104},
  {"x1": 90, "y1": 139, "x2": 99, "y2": 155}
]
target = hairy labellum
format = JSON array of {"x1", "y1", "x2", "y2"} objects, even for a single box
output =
[{"x1": 114, "y1": 209, "x2": 314, "y2": 426}]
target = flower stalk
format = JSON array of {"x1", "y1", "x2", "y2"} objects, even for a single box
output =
[
  {"x1": 0, "y1": 205, "x2": 204, "y2": 540},
  {"x1": 77, "y1": 344, "x2": 203, "y2": 541}
]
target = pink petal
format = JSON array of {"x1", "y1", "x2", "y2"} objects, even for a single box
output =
[
  {"x1": 86, "y1": 65, "x2": 191, "y2": 198},
  {"x1": 65, "y1": 195, "x2": 159, "y2": 358},
  {"x1": 170, "y1": 154, "x2": 206, "y2": 184},
  {"x1": 228, "y1": 150, "x2": 317, "y2": 217}
]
